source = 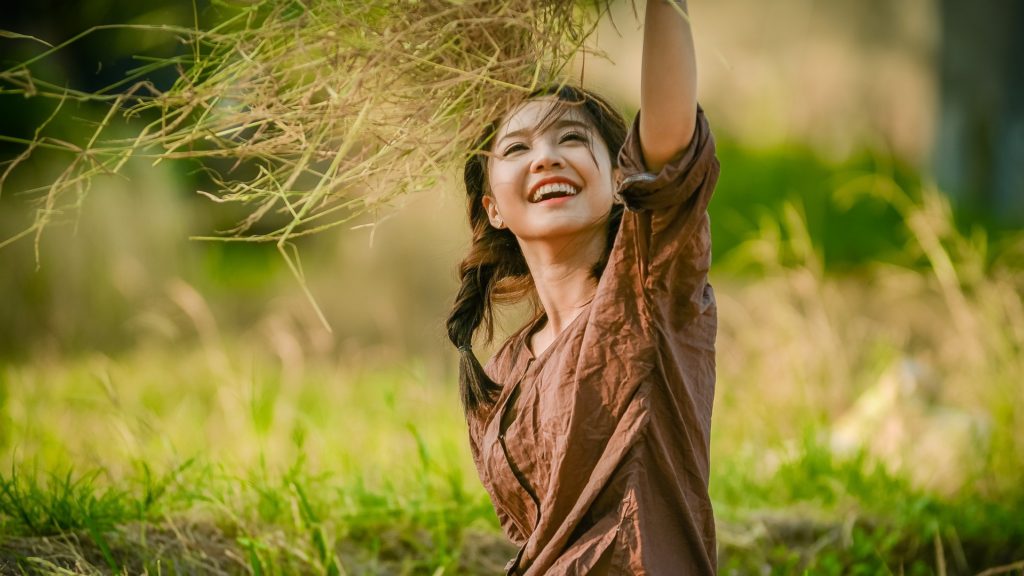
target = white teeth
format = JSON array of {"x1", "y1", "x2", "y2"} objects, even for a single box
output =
[{"x1": 532, "y1": 182, "x2": 580, "y2": 202}]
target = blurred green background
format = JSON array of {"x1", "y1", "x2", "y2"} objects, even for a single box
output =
[{"x1": 1, "y1": 0, "x2": 1023, "y2": 573}]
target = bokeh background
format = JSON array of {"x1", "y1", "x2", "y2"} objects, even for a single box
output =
[{"x1": 1, "y1": 0, "x2": 1022, "y2": 573}]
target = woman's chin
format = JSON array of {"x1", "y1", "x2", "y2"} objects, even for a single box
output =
[{"x1": 514, "y1": 218, "x2": 608, "y2": 243}]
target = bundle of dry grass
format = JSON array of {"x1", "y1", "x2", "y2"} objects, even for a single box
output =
[
  {"x1": 0, "y1": 4, "x2": 610, "y2": 229},
  {"x1": 0, "y1": 0, "x2": 612, "y2": 323}
]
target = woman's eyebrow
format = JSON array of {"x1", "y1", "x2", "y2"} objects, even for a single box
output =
[{"x1": 496, "y1": 119, "x2": 592, "y2": 147}]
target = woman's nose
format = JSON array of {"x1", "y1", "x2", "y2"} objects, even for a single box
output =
[{"x1": 530, "y1": 143, "x2": 565, "y2": 172}]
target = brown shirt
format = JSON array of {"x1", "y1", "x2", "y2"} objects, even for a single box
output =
[{"x1": 466, "y1": 107, "x2": 719, "y2": 575}]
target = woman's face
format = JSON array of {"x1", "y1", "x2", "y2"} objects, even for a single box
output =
[{"x1": 482, "y1": 98, "x2": 617, "y2": 243}]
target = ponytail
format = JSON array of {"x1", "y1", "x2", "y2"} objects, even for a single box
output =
[{"x1": 447, "y1": 262, "x2": 502, "y2": 410}]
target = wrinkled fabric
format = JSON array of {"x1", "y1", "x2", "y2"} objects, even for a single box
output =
[{"x1": 465, "y1": 107, "x2": 719, "y2": 575}]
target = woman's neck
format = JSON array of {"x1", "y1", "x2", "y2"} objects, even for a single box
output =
[{"x1": 518, "y1": 230, "x2": 604, "y2": 344}]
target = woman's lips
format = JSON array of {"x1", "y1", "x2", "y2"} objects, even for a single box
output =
[{"x1": 534, "y1": 194, "x2": 576, "y2": 206}]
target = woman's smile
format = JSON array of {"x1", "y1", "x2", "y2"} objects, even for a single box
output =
[{"x1": 529, "y1": 176, "x2": 581, "y2": 203}]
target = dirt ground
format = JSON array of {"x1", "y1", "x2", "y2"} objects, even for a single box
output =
[{"x1": 0, "y1": 521, "x2": 518, "y2": 575}]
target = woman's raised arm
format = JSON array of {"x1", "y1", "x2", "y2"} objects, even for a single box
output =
[{"x1": 639, "y1": 0, "x2": 699, "y2": 172}]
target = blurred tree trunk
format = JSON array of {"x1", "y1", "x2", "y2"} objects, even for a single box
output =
[{"x1": 934, "y1": 0, "x2": 1024, "y2": 226}]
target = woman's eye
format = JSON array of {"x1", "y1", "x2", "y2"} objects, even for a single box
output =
[
  {"x1": 560, "y1": 131, "x2": 588, "y2": 143},
  {"x1": 502, "y1": 143, "x2": 527, "y2": 155}
]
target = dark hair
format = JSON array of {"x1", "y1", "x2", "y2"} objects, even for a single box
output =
[{"x1": 446, "y1": 85, "x2": 627, "y2": 412}]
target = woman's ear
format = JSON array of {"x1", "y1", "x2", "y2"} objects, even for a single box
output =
[{"x1": 481, "y1": 195, "x2": 505, "y2": 229}]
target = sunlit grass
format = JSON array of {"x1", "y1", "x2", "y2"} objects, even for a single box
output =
[{"x1": 1, "y1": 345, "x2": 506, "y2": 573}]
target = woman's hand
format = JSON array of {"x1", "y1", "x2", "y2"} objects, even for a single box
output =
[{"x1": 639, "y1": 0, "x2": 699, "y2": 172}]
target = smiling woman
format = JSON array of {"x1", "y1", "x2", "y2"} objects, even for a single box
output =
[
  {"x1": 445, "y1": 1, "x2": 720, "y2": 574},
  {"x1": 447, "y1": 86, "x2": 628, "y2": 401},
  {"x1": 484, "y1": 103, "x2": 617, "y2": 245}
]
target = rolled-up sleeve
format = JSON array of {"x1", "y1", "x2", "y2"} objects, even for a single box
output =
[
  {"x1": 612, "y1": 106, "x2": 719, "y2": 316},
  {"x1": 615, "y1": 105, "x2": 718, "y2": 213}
]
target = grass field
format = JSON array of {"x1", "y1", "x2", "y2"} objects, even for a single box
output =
[
  {"x1": 2, "y1": 342, "x2": 1022, "y2": 574},
  {"x1": 1, "y1": 346, "x2": 507, "y2": 574},
  {"x1": 3, "y1": 185, "x2": 1024, "y2": 575}
]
